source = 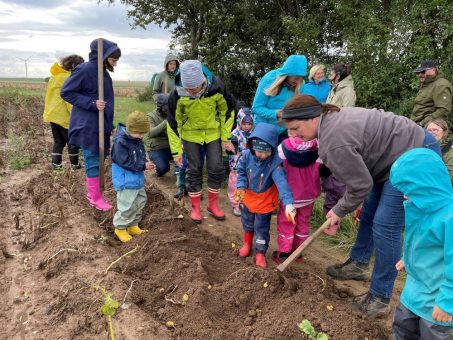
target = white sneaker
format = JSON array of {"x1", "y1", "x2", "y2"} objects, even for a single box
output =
[{"x1": 232, "y1": 206, "x2": 241, "y2": 216}]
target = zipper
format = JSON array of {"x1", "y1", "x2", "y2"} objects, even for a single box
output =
[
  {"x1": 258, "y1": 173, "x2": 264, "y2": 190},
  {"x1": 248, "y1": 169, "x2": 252, "y2": 186}
]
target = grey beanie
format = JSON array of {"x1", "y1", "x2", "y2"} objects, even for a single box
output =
[{"x1": 180, "y1": 60, "x2": 205, "y2": 88}]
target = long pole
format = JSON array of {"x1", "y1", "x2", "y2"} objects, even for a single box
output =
[{"x1": 97, "y1": 38, "x2": 105, "y2": 191}]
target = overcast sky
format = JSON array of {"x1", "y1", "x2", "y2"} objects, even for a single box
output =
[{"x1": 0, "y1": 0, "x2": 173, "y2": 81}]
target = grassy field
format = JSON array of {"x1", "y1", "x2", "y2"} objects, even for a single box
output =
[{"x1": 0, "y1": 79, "x2": 155, "y2": 125}]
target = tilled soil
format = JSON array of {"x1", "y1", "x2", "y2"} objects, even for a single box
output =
[{"x1": 0, "y1": 165, "x2": 391, "y2": 340}]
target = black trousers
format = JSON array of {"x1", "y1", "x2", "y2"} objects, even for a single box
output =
[
  {"x1": 182, "y1": 139, "x2": 224, "y2": 192},
  {"x1": 50, "y1": 123, "x2": 79, "y2": 166}
]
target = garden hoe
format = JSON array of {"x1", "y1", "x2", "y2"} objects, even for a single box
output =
[{"x1": 277, "y1": 219, "x2": 331, "y2": 272}]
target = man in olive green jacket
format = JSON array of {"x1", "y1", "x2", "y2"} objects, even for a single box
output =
[
  {"x1": 411, "y1": 60, "x2": 452, "y2": 126},
  {"x1": 152, "y1": 53, "x2": 179, "y2": 101}
]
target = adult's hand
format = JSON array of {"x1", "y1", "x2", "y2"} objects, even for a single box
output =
[
  {"x1": 326, "y1": 209, "x2": 342, "y2": 226},
  {"x1": 96, "y1": 100, "x2": 106, "y2": 110},
  {"x1": 174, "y1": 155, "x2": 183, "y2": 167},
  {"x1": 223, "y1": 141, "x2": 235, "y2": 152},
  {"x1": 432, "y1": 305, "x2": 452, "y2": 323},
  {"x1": 145, "y1": 161, "x2": 156, "y2": 171}
]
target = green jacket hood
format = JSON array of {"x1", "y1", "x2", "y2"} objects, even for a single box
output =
[
  {"x1": 336, "y1": 74, "x2": 354, "y2": 90},
  {"x1": 390, "y1": 148, "x2": 453, "y2": 212},
  {"x1": 277, "y1": 55, "x2": 308, "y2": 77},
  {"x1": 164, "y1": 53, "x2": 179, "y2": 70}
]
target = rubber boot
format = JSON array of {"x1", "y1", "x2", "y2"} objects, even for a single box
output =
[
  {"x1": 127, "y1": 225, "x2": 146, "y2": 235},
  {"x1": 115, "y1": 228, "x2": 132, "y2": 242},
  {"x1": 239, "y1": 231, "x2": 254, "y2": 257},
  {"x1": 174, "y1": 169, "x2": 188, "y2": 199},
  {"x1": 69, "y1": 151, "x2": 81, "y2": 170},
  {"x1": 189, "y1": 192, "x2": 203, "y2": 223},
  {"x1": 51, "y1": 153, "x2": 62, "y2": 170},
  {"x1": 255, "y1": 252, "x2": 267, "y2": 268},
  {"x1": 86, "y1": 177, "x2": 112, "y2": 211},
  {"x1": 206, "y1": 188, "x2": 225, "y2": 220}
]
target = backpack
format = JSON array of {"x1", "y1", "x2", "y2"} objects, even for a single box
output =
[{"x1": 150, "y1": 72, "x2": 158, "y2": 89}]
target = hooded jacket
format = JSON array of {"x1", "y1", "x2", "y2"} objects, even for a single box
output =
[
  {"x1": 252, "y1": 55, "x2": 308, "y2": 135},
  {"x1": 111, "y1": 124, "x2": 146, "y2": 191},
  {"x1": 43, "y1": 63, "x2": 73, "y2": 128},
  {"x1": 326, "y1": 75, "x2": 356, "y2": 107},
  {"x1": 152, "y1": 53, "x2": 180, "y2": 101},
  {"x1": 166, "y1": 64, "x2": 236, "y2": 157},
  {"x1": 236, "y1": 123, "x2": 293, "y2": 213},
  {"x1": 390, "y1": 148, "x2": 453, "y2": 326},
  {"x1": 61, "y1": 39, "x2": 119, "y2": 153},
  {"x1": 301, "y1": 78, "x2": 332, "y2": 103},
  {"x1": 411, "y1": 74, "x2": 452, "y2": 126},
  {"x1": 229, "y1": 107, "x2": 253, "y2": 170}
]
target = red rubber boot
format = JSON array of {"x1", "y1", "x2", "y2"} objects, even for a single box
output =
[
  {"x1": 255, "y1": 252, "x2": 267, "y2": 268},
  {"x1": 189, "y1": 192, "x2": 203, "y2": 223},
  {"x1": 206, "y1": 188, "x2": 225, "y2": 220},
  {"x1": 239, "y1": 231, "x2": 254, "y2": 257}
]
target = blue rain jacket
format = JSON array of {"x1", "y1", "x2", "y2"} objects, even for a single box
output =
[
  {"x1": 236, "y1": 123, "x2": 293, "y2": 206},
  {"x1": 61, "y1": 39, "x2": 120, "y2": 153},
  {"x1": 301, "y1": 78, "x2": 332, "y2": 103},
  {"x1": 390, "y1": 148, "x2": 453, "y2": 326},
  {"x1": 111, "y1": 124, "x2": 146, "y2": 191},
  {"x1": 252, "y1": 55, "x2": 307, "y2": 135}
]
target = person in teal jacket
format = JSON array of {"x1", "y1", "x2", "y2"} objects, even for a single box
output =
[
  {"x1": 390, "y1": 148, "x2": 453, "y2": 339},
  {"x1": 252, "y1": 55, "x2": 307, "y2": 141},
  {"x1": 301, "y1": 64, "x2": 331, "y2": 103}
]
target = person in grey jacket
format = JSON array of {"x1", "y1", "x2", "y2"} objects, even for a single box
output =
[{"x1": 282, "y1": 94, "x2": 441, "y2": 319}]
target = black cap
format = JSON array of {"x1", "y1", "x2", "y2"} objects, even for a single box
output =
[{"x1": 413, "y1": 60, "x2": 437, "y2": 73}]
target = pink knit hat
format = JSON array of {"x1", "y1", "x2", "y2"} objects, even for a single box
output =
[{"x1": 284, "y1": 137, "x2": 318, "y2": 151}]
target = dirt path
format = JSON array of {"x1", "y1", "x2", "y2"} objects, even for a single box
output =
[{"x1": 0, "y1": 162, "x2": 400, "y2": 339}]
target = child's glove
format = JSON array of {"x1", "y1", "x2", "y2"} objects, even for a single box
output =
[
  {"x1": 285, "y1": 204, "x2": 296, "y2": 225},
  {"x1": 233, "y1": 189, "x2": 245, "y2": 203}
]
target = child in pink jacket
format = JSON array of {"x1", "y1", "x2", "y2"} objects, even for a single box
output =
[{"x1": 273, "y1": 137, "x2": 321, "y2": 264}]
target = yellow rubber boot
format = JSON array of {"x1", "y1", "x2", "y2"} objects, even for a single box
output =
[
  {"x1": 115, "y1": 228, "x2": 132, "y2": 242},
  {"x1": 127, "y1": 225, "x2": 146, "y2": 235}
]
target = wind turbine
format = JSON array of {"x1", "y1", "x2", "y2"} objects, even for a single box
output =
[{"x1": 17, "y1": 56, "x2": 32, "y2": 78}]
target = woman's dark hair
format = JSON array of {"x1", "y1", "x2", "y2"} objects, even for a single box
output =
[
  {"x1": 331, "y1": 63, "x2": 352, "y2": 82},
  {"x1": 108, "y1": 49, "x2": 122, "y2": 59},
  {"x1": 60, "y1": 55, "x2": 84, "y2": 72},
  {"x1": 283, "y1": 94, "x2": 340, "y2": 122}
]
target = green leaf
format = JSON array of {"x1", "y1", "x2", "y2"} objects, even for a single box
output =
[
  {"x1": 298, "y1": 319, "x2": 316, "y2": 336},
  {"x1": 317, "y1": 332, "x2": 329, "y2": 340},
  {"x1": 100, "y1": 294, "x2": 120, "y2": 317}
]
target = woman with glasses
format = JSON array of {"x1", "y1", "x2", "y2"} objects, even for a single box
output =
[{"x1": 426, "y1": 118, "x2": 453, "y2": 182}]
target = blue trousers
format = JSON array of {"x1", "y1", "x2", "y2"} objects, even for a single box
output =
[
  {"x1": 240, "y1": 205, "x2": 273, "y2": 254},
  {"x1": 82, "y1": 148, "x2": 100, "y2": 178},
  {"x1": 149, "y1": 147, "x2": 173, "y2": 176},
  {"x1": 350, "y1": 130, "x2": 441, "y2": 299}
]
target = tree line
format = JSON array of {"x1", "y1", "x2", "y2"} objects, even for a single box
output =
[{"x1": 105, "y1": 0, "x2": 452, "y2": 117}]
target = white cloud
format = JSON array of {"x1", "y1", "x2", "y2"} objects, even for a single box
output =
[{"x1": 0, "y1": 0, "x2": 173, "y2": 80}]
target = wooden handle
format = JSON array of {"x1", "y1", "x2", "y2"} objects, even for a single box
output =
[
  {"x1": 277, "y1": 219, "x2": 331, "y2": 272},
  {"x1": 97, "y1": 38, "x2": 105, "y2": 192}
]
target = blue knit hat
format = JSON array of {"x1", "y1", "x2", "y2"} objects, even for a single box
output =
[{"x1": 180, "y1": 60, "x2": 205, "y2": 88}]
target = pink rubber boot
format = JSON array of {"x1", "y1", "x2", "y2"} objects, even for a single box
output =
[{"x1": 86, "y1": 177, "x2": 112, "y2": 211}]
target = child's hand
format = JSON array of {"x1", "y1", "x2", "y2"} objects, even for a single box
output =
[
  {"x1": 145, "y1": 161, "x2": 155, "y2": 171},
  {"x1": 432, "y1": 305, "x2": 452, "y2": 323},
  {"x1": 224, "y1": 141, "x2": 235, "y2": 152},
  {"x1": 395, "y1": 259, "x2": 405, "y2": 271},
  {"x1": 285, "y1": 204, "x2": 296, "y2": 225},
  {"x1": 174, "y1": 155, "x2": 183, "y2": 167},
  {"x1": 234, "y1": 189, "x2": 245, "y2": 203}
]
